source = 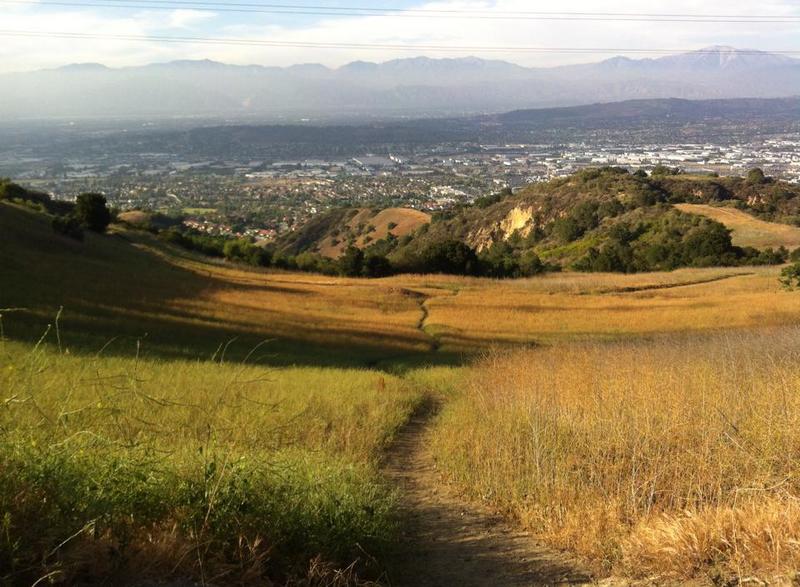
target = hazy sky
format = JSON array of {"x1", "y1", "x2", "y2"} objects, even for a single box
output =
[{"x1": 2, "y1": 0, "x2": 800, "y2": 73}]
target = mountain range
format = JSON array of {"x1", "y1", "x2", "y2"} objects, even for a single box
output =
[{"x1": 1, "y1": 46, "x2": 799, "y2": 119}]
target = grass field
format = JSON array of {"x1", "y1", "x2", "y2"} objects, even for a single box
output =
[
  {"x1": 0, "y1": 336, "x2": 425, "y2": 584},
  {"x1": 386, "y1": 267, "x2": 800, "y2": 349},
  {"x1": 5, "y1": 200, "x2": 800, "y2": 583},
  {"x1": 675, "y1": 203, "x2": 800, "y2": 250},
  {"x1": 429, "y1": 330, "x2": 800, "y2": 580}
]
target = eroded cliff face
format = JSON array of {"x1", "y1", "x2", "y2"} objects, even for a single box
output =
[{"x1": 468, "y1": 205, "x2": 536, "y2": 251}]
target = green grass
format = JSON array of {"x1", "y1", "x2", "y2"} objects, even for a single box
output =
[
  {"x1": 0, "y1": 336, "x2": 425, "y2": 584},
  {"x1": 536, "y1": 233, "x2": 602, "y2": 262}
]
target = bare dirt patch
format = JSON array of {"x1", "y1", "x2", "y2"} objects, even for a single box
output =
[{"x1": 382, "y1": 400, "x2": 591, "y2": 586}]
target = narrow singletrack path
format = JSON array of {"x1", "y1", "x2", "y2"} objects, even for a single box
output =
[{"x1": 382, "y1": 399, "x2": 592, "y2": 586}]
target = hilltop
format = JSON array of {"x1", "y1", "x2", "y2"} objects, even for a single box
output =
[{"x1": 275, "y1": 167, "x2": 800, "y2": 277}]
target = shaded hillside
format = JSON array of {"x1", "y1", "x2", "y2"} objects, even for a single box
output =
[{"x1": 0, "y1": 200, "x2": 437, "y2": 365}]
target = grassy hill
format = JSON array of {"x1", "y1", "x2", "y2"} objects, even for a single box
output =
[
  {"x1": 675, "y1": 203, "x2": 800, "y2": 250},
  {"x1": 277, "y1": 206, "x2": 430, "y2": 258},
  {"x1": 373, "y1": 168, "x2": 798, "y2": 275},
  {"x1": 6, "y1": 185, "x2": 800, "y2": 584}
]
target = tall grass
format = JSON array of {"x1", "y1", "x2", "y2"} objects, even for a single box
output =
[
  {"x1": 429, "y1": 329, "x2": 800, "y2": 580},
  {"x1": 0, "y1": 337, "x2": 424, "y2": 584}
]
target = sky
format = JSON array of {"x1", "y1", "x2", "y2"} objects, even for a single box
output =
[{"x1": 1, "y1": 0, "x2": 800, "y2": 73}]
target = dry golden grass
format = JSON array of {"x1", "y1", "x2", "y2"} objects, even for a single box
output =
[
  {"x1": 319, "y1": 207, "x2": 430, "y2": 257},
  {"x1": 676, "y1": 203, "x2": 800, "y2": 250},
  {"x1": 7, "y1": 202, "x2": 800, "y2": 366},
  {"x1": 429, "y1": 329, "x2": 800, "y2": 580},
  {"x1": 414, "y1": 267, "x2": 800, "y2": 349},
  {"x1": 0, "y1": 203, "x2": 431, "y2": 361}
]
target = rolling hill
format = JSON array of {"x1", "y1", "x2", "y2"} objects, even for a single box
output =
[
  {"x1": 275, "y1": 168, "x2": 800, "y2": 276},
  {"x1": 7, "y1": 197, "x2": 800, "y2": 586},
  {"x1": 675, "y1": 203, "x2": 800, "y2": 250}
]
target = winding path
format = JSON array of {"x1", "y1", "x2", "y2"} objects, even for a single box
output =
[{"x1": 382, "y1": 400, "x2": 592, "y2": 586}]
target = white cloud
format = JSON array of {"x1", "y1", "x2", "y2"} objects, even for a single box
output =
[
  {"x1": 167, "y1": 9, "x2": 216, "y2": 30},
  {"x1": 0, "y1": 0, "x2": 798, "y2": 72}
]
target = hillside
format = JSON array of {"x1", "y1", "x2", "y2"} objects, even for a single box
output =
[
  {"x1": 8, "y1": 190, "x2": 800, "y2": 584},
  {"x1": 5, "y1": 190, "x2": 800, "y2": 358},
  {"x1": 676, "y1": 203, "x2": 800, "y2": 250},
  {"x1": 276, "y1": 167, "x2": 800, "y2": 277},
  {"x1": 278, "y1": 206, "x2": 430, "y2": 258}
]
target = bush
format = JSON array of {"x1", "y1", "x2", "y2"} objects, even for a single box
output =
[
  {"x1": 0, "y1": 180, "x2": 28, "y2": 201},
  {"x1": 417, "y1": 240, "x2": 478, "y2": 275},
  {"x1": 362, "y1": 254, "x2": 393, "y2": 278},
  {"x1": 573, "y1": 211, "x2": 782, "y2": 273},
  {"x1": 780, "y1": 262, "x2": 800, "y2": 290},
  {"x1": 74, "y1": 193, "x2": 112, "y2": 233},
  {"x1": 51, "y1": 215, "x2": 84, "y2": 241},
  {"x1": 223, "y1": 238, "x2": 271, "y2": 267},
  {"x1": 747, "y1": 168, "x2": 769, "y2": 185}
]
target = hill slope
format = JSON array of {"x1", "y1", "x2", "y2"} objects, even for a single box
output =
[
  {"x1": 360, "y1": 168, "x2": 800, "y2": 275},
  {"x1": 0, "y1": 202, "x2": 434, "y2": 364},
  {"x1": 675, "y1": 203, "x2": 800, "y2": 250},
  {"x1": 279, "y1": 207, "x2": 430, "y2": 258}
]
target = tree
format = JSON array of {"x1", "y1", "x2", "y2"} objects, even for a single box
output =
[
  {"x1": 518, "y1": 250, "x2": 545, "y2": 277},
  {"x1": 552, "y1": 217, "x2": 582, "y2": 244},
  {"x1": 52, "y1": 215, "x2": 84, "y2": 241},
  {"x1": 419, "y1": 240, "x2": 478, "y2": 275},
  {"x1": 338, "y1": 245, "x2": 364, "y2": 277},
  {"x1": 74, "y1": 193, "x2": 111, "y2": 233},
  {"x1": 0, "y1": 180, "x2": 28, "y2": 201},
  {"x1": 362, "y1": 254, "x2": 393, "y2": 278},
  {"x1": 747, "y1": 168, "x2": 768, "y2": 185}
]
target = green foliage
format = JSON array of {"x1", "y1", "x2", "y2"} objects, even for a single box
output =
[
  {"x1": 74, "y1": 193, "x2": 112, "y2": 233},
  {"x1": 651, "y1": 165, "x2": 682, "y2": 176},
  {"x1": 573, "y1": 211, "x2": 787, "y2": 273},
  {"x1": 0, "y1": 179, "x2": 28, "y2": 201},
  {"x1": 747, "y1": 168, "x2": 769, "y2": 185},
  {"x1": 473, "y1": 187, "x2": 511, "y2": 209},
  {"x1": 223, "y1": 238, "x2": 271, "y2": 267},
  {"x1": 51, "y1": 215, "x2": 84, "y2": 241},
  {"x1": 159, "y1": 228, "x2": 225, "y2": 257},
  {"x1": 338, "y1": 245, "x2": 365, "y2": 277},
  {"x1": 780, "y1": 262, "x2": 800, "y2": 290},
  {"x1": 417, "y1": 240, "x2": 478, "y2": 275},
  {"x1": 362, "y1": 254, "x2": 392, "y2": 278},
  {"x1": 552, "y1": 217, "x2": 582, "y2": 244}
]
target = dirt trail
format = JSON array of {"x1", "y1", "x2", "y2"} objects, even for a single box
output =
[{"x1": 382, "y1": 400, "x2": 592, "y2": 587}]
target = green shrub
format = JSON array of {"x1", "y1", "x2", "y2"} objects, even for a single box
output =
[
  {"x1": 74, "y1": 193, "x2": 112, "y2": 233},
  {"x1": 51, "y1": 215, "x2": 84, "y2": 241}
]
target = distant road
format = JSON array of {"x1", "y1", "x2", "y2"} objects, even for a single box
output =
[{"x1": 675, "y1": 203, "x2": 800, "y2": 251}]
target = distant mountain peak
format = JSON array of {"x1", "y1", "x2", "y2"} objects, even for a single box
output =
[
  {"x1": 656, "y1": 46, "x2": 797, "y2": 69},
  {"x1": 52, "y1": 62, "x2": 109, "y2": 72}
]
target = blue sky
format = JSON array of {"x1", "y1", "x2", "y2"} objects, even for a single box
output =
[{"x1": 2, "y1": 0, "x2": 800, "y2": 72}]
